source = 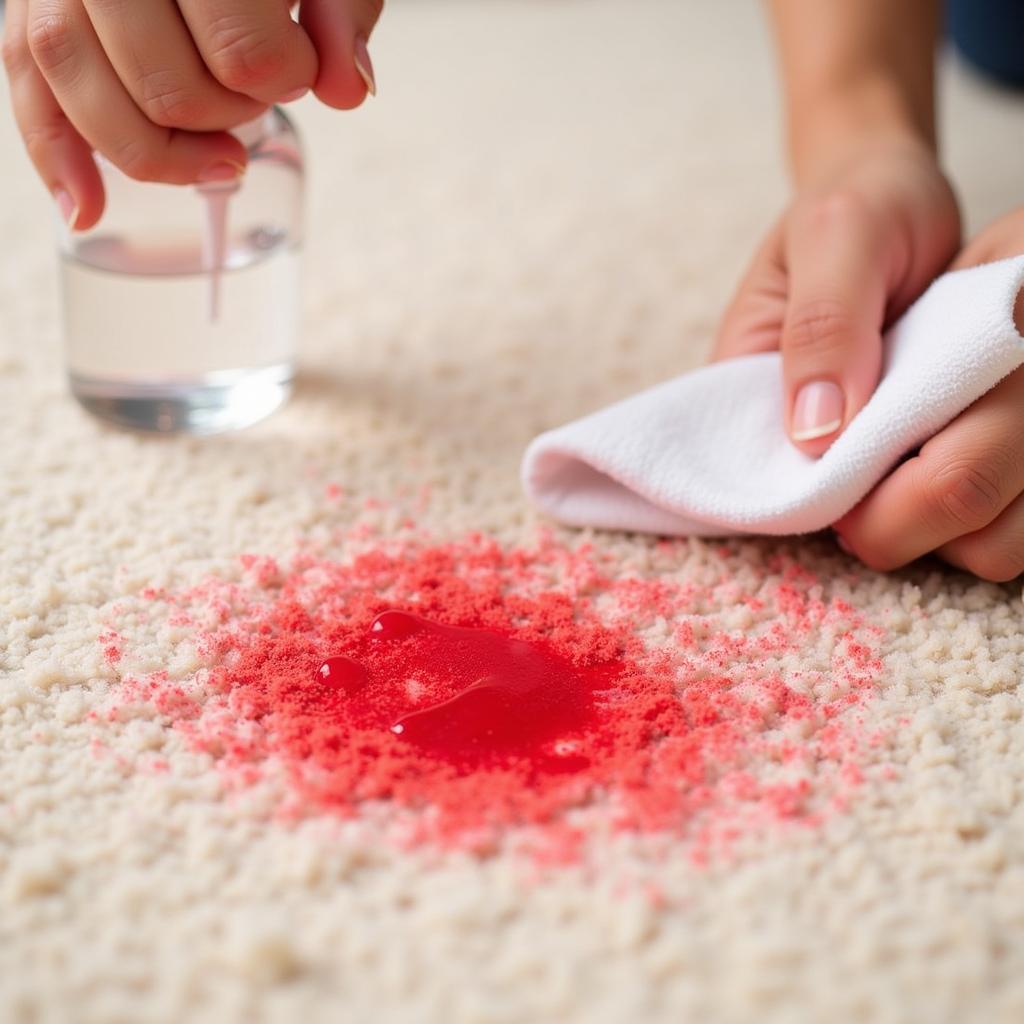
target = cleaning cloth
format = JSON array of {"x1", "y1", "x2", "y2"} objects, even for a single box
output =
[{"x1": 521, "y1": 255, "x2": 1024, "y2": 537}]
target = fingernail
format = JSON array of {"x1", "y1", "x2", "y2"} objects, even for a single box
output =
[
  {"x1": 54, "y1": 188, "x2": 79, "y2": 230},
  {"x1": 354, "y1": 36, "x2": 376, "y2": 97},
  {"x1": 196, "y1": 160, "x2": 246, "y2": 183},
  {"x1": 280, "y1": 87, "x2": 309, "y2": 103},
  {"x1": 834, "y1": 532, "x2": 853, "y2": 556},
  {"x1": 792, "y1": 380, "x2": 844, "y2": 442}
]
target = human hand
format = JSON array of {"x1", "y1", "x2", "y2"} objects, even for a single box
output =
[
  {"x1": 833, "y1": 209, "x2": 1024, "y2": 582},
  {"x1": 714, "y1": 137, "x2": 961, "y2": 457},
  {"x1": 2, "y1": 0, "x2": 382, "y2": 230}
]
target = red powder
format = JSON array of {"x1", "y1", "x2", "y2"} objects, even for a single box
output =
[
  {"x1": 107, "y1": 530, "x2": 887, "y2": 856},
  {"x1": 98, "y1": 628, "x2": 123, "y2": 665}
]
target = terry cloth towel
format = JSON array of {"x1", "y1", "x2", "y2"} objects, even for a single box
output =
[{"x1": 522, "y1": 255, "x2": 1024, "y2": 538}]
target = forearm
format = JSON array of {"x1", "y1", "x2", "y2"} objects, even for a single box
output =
[{"x1": 766, "y1": 0, "x2": 940, "y2": 185}]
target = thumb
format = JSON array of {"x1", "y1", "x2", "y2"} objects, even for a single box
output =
[
  {"x1": 300, "y1": 0, "x2": 383, "y2": 109},
  {"x1": 781, "y1": 193, "x2": 888, "y2": 457}
]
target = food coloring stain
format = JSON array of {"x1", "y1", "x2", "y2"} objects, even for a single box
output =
[
  {"x1": 360, "y1": 611, "x2": 593, "y2": 755},
  {"x1": 109, "y1": 530, "x2": 887, "y2": 857},
  {"x1": 317, "y1": 655, "x2": 367, "y2": 695}
]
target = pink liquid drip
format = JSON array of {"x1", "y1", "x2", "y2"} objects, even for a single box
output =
[{"x1": 198, "y1": 180, "x2": 239, "y2": 322}]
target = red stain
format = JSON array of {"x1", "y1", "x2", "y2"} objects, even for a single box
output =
[
  {"x1": 317, "y1": 655, "x2": 368, "y2": 695},
  {"x1": 363, "y1": 611, "x2": 607, "y2": 760},
  {"x1": 98, "y1": 628, "x2": 123, "y2": 665},
  {"x1": 107, "y1": 530, "x2": 888, "y2": 858}
]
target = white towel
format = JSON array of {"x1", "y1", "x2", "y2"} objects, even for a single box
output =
[{"x1": 522, "y1": 255, "x2": 1024, "y2": 537}]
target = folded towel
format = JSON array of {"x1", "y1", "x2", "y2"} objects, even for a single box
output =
[{"x1": 522, "y1": 255, "x2": 1024, "y2": 537}]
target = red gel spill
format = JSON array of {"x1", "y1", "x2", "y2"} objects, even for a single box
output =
[
  {"x1": 110, "y1": 530, "x2": 887, "y2": 858},
  {"x1": 353, "y1": 611, "x2": 597, "y2": 757},
  {"x1": 317, "y1": 655, "x2": 367, "y2": 695}
]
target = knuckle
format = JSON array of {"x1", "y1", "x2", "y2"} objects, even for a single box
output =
[
  {"x1": 205, "y1": 19, "x2": 287, "y2": 91},
  {"x1": 927, "y1": 458, "x2": 1006, "y2": 531},
  {"x1": 108, "y1": 136, "x2": 162, "y2": 182},
  {"x1": 137, "y1": 69, "x2": 207, "y2": 129},
  {"x1": 784, "y1": 299, "x2": 858, "y2": 359},
  {"x1": 26, "y1": 13, "x2": 76, "y2": 78}
]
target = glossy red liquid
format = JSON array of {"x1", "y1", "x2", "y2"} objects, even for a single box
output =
[
  {"x1": 317, "y1": 655, "x2": 367, "y2": 695},
  {"x1": 324, "y1": 610, "x2": 599, "y2": 763}
]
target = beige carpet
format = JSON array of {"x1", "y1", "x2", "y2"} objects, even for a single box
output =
[{"x1": 4, "y1": 2, "x2": 1024, "y2": 1021}]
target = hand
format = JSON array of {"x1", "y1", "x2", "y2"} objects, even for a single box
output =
[
  {"x1": 714, "y1": 137, "x2": 961, "y2": 457},
  {"x1": 2, "y1": 0, "x2": 383, "y2": 229},
  {"x1": 834, "y1": 208, "x2": 1024, "y2": 582}
]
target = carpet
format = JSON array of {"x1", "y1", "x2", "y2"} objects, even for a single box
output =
[{"x1": 3, "y1": 2, "x2": 1024, "y2": 1021}]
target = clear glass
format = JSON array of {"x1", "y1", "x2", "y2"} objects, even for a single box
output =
[{"x1": 58, "y1": 108, "x2": 303, "y2": 434}]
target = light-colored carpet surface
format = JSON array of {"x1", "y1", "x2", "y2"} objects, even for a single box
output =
[{"x1": 3, "y1": 2, "x2": 1024, "y2": 1021}]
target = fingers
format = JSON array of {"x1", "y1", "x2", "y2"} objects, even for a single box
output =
[
  {"x1": 81, "y1": 0, "x2": 266, "y2": 132},
  {"x1": 780, "y1": 192, "x2": 889, "y2": 457},
  {"x1": 712, "y1": 221, "x2": 788, "y2": 362},
  {"x1": 26, "y1": 0, "x2": 248, "y2": 186},
  {"x1": 178, "y1": 0, "x2": 318, "y2": 105},
  {"x1": 834, "y1": 204, "x2": 1024, "y2": 581},
  {"x1": 3, "y1": 0, "x2": 105, "y2": 228},
  {"x1": 835, "y1": 370, "x2": 1024, "y2": 570},
  {"x1": 938, "y1": 492, "x2": 1024, "y2": 583},
  {"x1": 300, "y1": 0, "x2": 382, "y2": 109}
]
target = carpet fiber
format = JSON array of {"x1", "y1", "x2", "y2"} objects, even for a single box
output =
[{"x1": 3, "y1": 2, "x2": 1024, "y2": 1021}]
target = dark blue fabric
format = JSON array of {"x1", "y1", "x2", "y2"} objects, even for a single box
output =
[{"x1": 948, "y1": 0, "x2": 1024, "y2": 87}]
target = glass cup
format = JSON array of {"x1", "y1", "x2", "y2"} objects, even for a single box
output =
[{"x1": 58, "y1": 108, "x2": 304, "y2": 434}]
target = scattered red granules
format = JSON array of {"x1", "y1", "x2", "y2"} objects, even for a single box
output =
[{"x1": 106, "y1": 529, "x2": 887, "y2": 857}]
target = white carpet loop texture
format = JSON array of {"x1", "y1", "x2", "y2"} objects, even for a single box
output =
[{"x1": 3, "y1": 2, "x2": 1024, "y2": 1023}]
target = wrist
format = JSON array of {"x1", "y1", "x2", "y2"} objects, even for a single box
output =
[{"x1": 786, "y1": 76, "x2": 936, "y2": 188}]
